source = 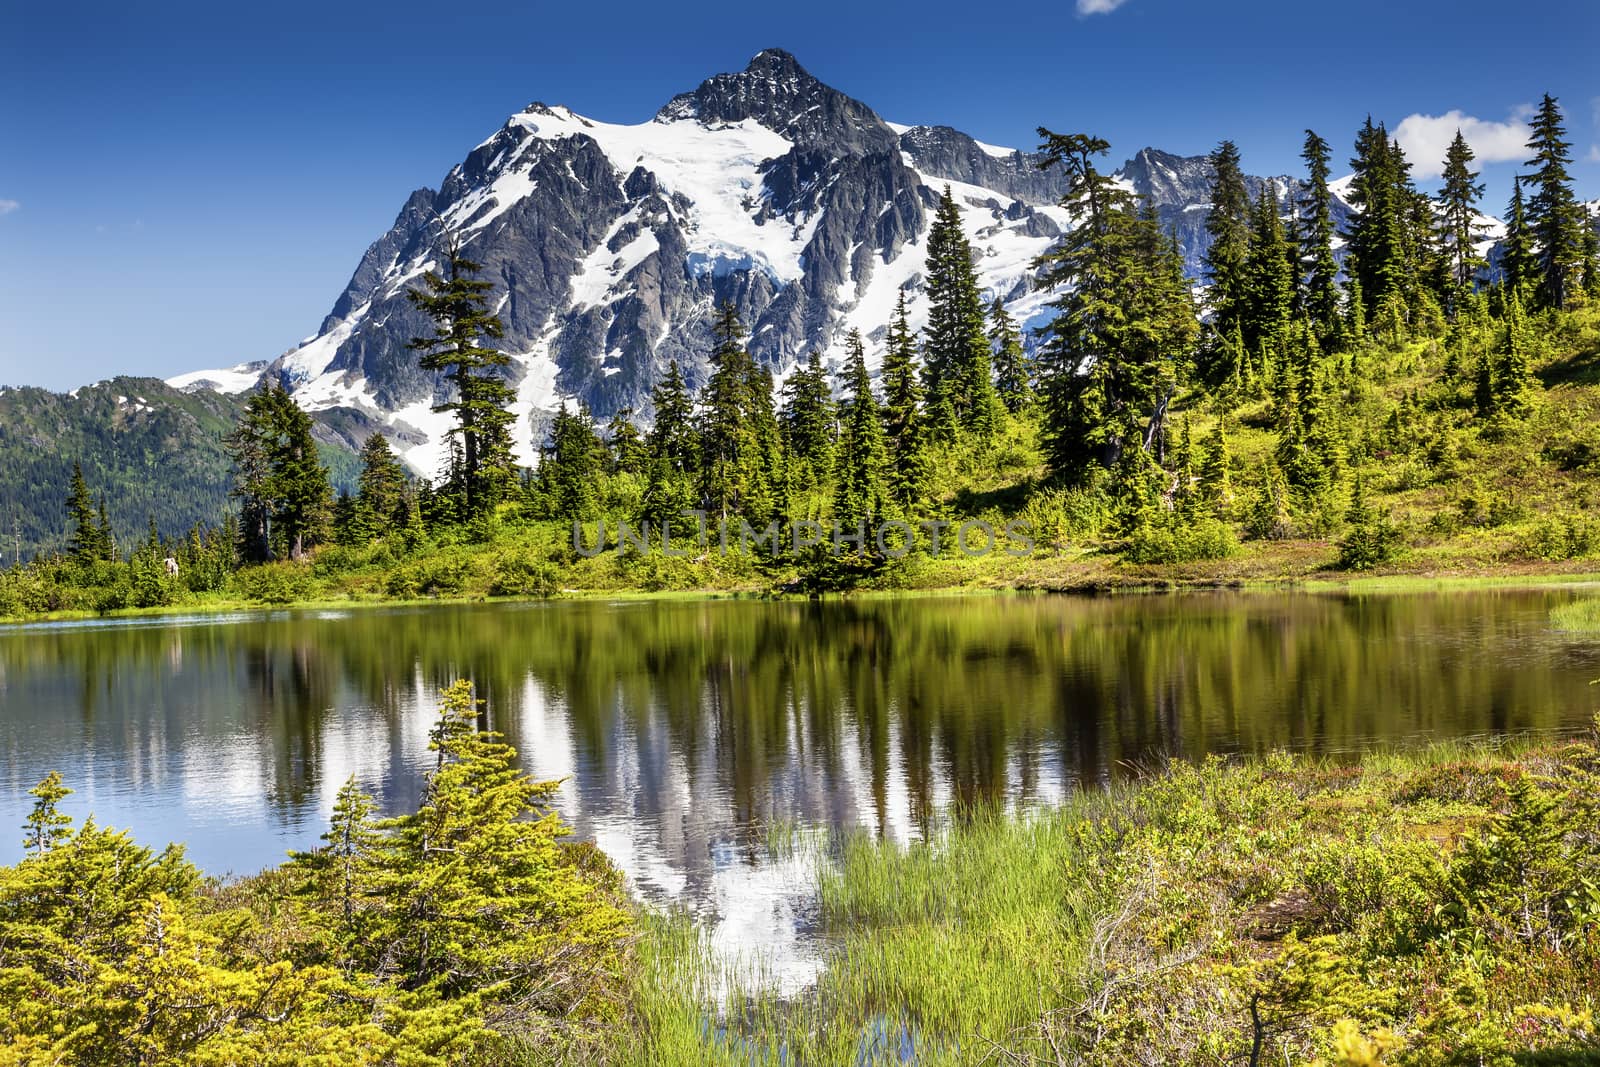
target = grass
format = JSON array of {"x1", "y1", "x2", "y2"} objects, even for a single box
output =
[
  {"x1": 595, "y1": 731, "x2": 1600, "y2": 1066},
  {"x1": 1551, "y1": 596, "x2": 1600, "y2": 632}
]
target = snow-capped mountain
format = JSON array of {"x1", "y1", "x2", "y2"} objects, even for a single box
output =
[{"x1": 170, "y1": 49, "x2": 1352, "y2": 475}]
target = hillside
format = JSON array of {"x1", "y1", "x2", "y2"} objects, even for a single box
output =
[{"x1": 0, "y1": 378, "x2": 358, "y2": 561}]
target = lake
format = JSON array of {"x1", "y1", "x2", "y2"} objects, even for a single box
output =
[{"x1": 4, "y1": 588, "x2": 1599, "y2": 985}]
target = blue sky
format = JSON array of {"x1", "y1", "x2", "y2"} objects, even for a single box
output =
[{"x1": 1, "y1": 0, "x2": 1596, "y2": 391}]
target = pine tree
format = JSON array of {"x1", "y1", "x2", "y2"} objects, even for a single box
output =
[
  {"x1": 1492, "y1": 287, "x2": 1535, "y2": 417},
  {"x1": 1582, "y1": 208, "x2": 1600, "y2": 300},
  {"x1": 406, "y1": 243, "x2": 518, "y2": 518},
  {"x1": 1201, "y1": 140, "x2": 1253, "y2": 381},
  {"x1": 922, "y1": 186, "x2": 1000, "y2": 439},
  {"x1": 1344, "y1": 119, "x2": 1418, "y2": 324},
  {"x1": 1242, "y1": 184, "x2": 1295, "y2": 365},
  {"x1": 1437, "y1": 130, "x2": 1487, "y2": 311},
  {"x1": 354, "y1": 433, "x2": 407, "y2": 540},
  {"x1": 1523, "y1": 94, "x2": 1585, "y2": 310},
  {"x1": 1501, "y1": 178, "x2": 1537, "y2": 297},
  {"x1": 1198, "y1": 419, "x2": 1232, "y2": 519},
  {"x1": 375, "y1": 680, "x2": 630, "y2": 1004},
  {"x1": 698, "y1": 305, "x2": 779, "y2": 522},
  {"x1": 605, "y1": 409, "x2": 646, "y2": 476},
  {"x1": 289, "y1": 775, "x2": 381, "y2": 938},
  {"x1": 780, "y1": 349, "x2": 835, "y2": 489},
  {"x1": 647, "y1": 361, "x2": 697, "y2": 474},
  {"x1": 1298, "y1": 130, "x2": 1342, "y2": 339},
  {"x1": 540, "y1": 403, "x2": 604, "y2": 520},
  {"x1": 225, "y1": 384, "x2": 332, "y2": 562},
  {"x1": 1034, "y1": 131, "x2": 1197, "y2": 485},
  {"x1": 880, "y1": 294, "x2": 932, "y2": 509},
  {"x1": 988, "y1": 298, "x2": 1034, "y2": 414},
  {"x1": 832, "y1": 331, "x2": 890, "y2": 531},
  {"x1": 268, "y1": 389, "x2": 333, "y2": 560},
  {"x1": 23, "y1": 771, "x2": 73, "y2": 856},
  {"x1": 65, "y1": 462, "x2": 106, "y2": 565}
]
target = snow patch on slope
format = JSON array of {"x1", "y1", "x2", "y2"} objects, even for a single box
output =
[{"x1": 510, "y1": 107, "x2": 807, "y2": 284}]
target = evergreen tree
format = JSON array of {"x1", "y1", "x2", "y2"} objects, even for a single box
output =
[
  {"x1": 354, "y1": 433, "x2": 408, "y2": 540},
  {"x1": 268, "y1": 390, "x2": 333, "y2": 560},
  {"x1": 1582, "y1": 208, "x2": 1600, "y2": 300},
  {"x1": 988, "y1": 298, "x2": 1034, "y2": 414},
  {"x1": 646, "y1": 361, "x2": 697, "y2": 474},
  {"x1": 288, "y1": 776, "x2": 381, "y2": 940},
  {"x1": 1298, "y1": 130, "x2": 1342, "y2": 338},
  {"x1": 1344, "y1": 119, "x2": 1418, "y2": 324},
  {"x1": 779, "y1": 349, "x2": 835, "y2": 489},
  {"x1": 1242, "y1": 184, "x2": 1295, "y2": 365},
  {"x1": 1198, "y1": 419, "x2": 1232, "y2": 519},
  {"x1": 1492, "y1": 287, "x2": 1535, "y2": 417},
  {"x1": 1034, "y1": 130, "x2": 1198, "y2": 486},
  {"x1": 922, "y1": 186, "x2": 1000, "y2": 438},
  {"x1": 832, "y1": 331, "x2": 890, "y2": 531},
  {"x1": 605, "y1": 409, "x2": 646, "y2": 476},
  {"x1": 1523, "y1": 94, "x2": 1585, "y2": 310},
  {"x1": 1436, "y1": 131, "x2": 1487, "y2": 312},
  {"x1": 642, "y1": 361, "x2": 698, "y2": 523},
  {"x1": 1501, "y1": 178, "x2": 1537, "y2": 297},
  {"x1": 406, "y1": 244, "x2": 518, "y2": 518},
  {"x1": 374, "y1": 680, "x2": 630, "y2": 1003},
  {"x1": 65, "y1": 462, "x2": 107, "y2": 565},
  {"x1": 880, "y1": 294, "x2": 932, "y2": 509},
  {"x1": 1201, "y1": 140, "x2": 1253, "y2": 381},
  {"x1": 23, "y1": 771, "x2": 73, "y2": 857},
  {"x1": 225, "y1": 384, "x2": 332, "y2": 562},
  {"x1": 698, "y1": 306, "x2": 779, "y2": 522},
  {"x1": 540, "y1": 403, "x2": 604, "y2": 521}
]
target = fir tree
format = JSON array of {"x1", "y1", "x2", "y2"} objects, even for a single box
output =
[
  {"x1": 1201, "y1": 140, "x2": 1253, "y2": 381},
  {"x1": 65, "y1": 462, "x2": 107, "y2": 565},
  {"x1": 647, "y1": 361, "x2": 697, "y2": 474},
  {"x1": 922, "y1": 186, "x2": 1000, "y2": 439},
  {"x1": 988, "y1": 298, "x2": 1034, "y2": 414},
  {"x1": 289, "y1": 776, "x2": 381, "y2": 939},
  {"x1": 1437, "y1": 130, "x2": 1487, "y2": 310},
  {"x1": 880, "y1": 294, "x2": 932, "y2": 509},
  {"x1": 355, "y1": 433, "x2": 408, "y2": 540},
  {"x1": 1242, "y1": 184, "x2": 1295, "y2": 365},
  {"x1": 698, "y1": 306, "x2": 779, "y2": 522},
  {"x1": 1198, "y1": 419, "x2": 1232, "y2": 519},
  {"x1": 1298, "y1": 130, "x2": 1342, "y2": 338},
  {"x1": 1523, "y1": 94, "x2": 1585, "y2": 310},
  {"x1": 1492, "y1": 287, "x2": 1535, "y2": 417},
  {"x1": 1344, "y1": 119, "x2": 1419, "y2": 324},
  {"x1": 1034, "y1": 130, "x2": 1197, "y2": 486},
  {"x1": 780, "y1": 349, "x2": 835, "y2": 489},
  {"x1": 1501, "y1": 178, "x2": 1537, "y2": 298},
  {"x1": 605, "y1": 409, "x2": 646, "y2": 476},
  {"x1": 23, "y1": 771, "x2": 73, "y2": 856},
  {"x1": 540, "y1": 403, "x2": 604, "y2": 521},
  {"x1": 225, "y1": 384, "x2": 332, "y2": 562},
  {"x1": 1582, "y1": 208, "x2": 1600, "y2": 300},
  {"x1": 406, "y1": 243, "x2": 518, "y2": 518},
  {"x1": 832, "y1": 331, "x2": 890, "y2": 531}
]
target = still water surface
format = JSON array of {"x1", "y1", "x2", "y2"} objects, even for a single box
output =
[{"x1": 3, "y1": 590, "x2": 1599, "y2": 982}]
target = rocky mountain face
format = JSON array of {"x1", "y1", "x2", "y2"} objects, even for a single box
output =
[{"x1": 171, "y1": 48, "x2": 1358, "y2": 475}]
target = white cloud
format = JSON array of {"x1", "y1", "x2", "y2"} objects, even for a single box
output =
[
  {"x1": 1076, "y1": 0, "x2": 1131, "y2": 13},
  {"x1": 1588, "y1": 144, "x2": 1600, "y2": 164},
  {"x1": 1392, "y1": 109, "x2": 1531, "y2": 180},
  {"x1": 0, "y1": 199, "x2": 18, "y2": 216}
]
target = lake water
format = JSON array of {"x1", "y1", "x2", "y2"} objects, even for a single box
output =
[{"x1": 4, "y1": 589, "x2": 1599, "y2": 986}]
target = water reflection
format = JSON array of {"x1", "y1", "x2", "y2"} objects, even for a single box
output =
[{"x1": 3, "y1": 589, "x2": 1600, "y2": 985}]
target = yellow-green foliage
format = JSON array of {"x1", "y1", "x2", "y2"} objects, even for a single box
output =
[
  {"x1": 0, "y1": 681, "x2": 635, "y2": 1065},
  {"x1": 606, "y1": 734, "x2": 1600, "y2": 1066}
]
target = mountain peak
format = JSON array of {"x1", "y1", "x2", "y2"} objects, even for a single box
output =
[{"x1": 655, "y1": 48, "x2": 897, "y2": 155}]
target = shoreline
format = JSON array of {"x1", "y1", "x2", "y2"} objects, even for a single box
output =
[{"x1": 7, "y1": 558, "x2": 1600, "y2": 628}]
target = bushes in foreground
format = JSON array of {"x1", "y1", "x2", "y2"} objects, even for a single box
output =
[{"x1": 0, "y1": 681, "x2": 634, "y2": 1066}]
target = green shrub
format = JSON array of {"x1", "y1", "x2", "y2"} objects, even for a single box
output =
[
  {"x1": 385, "y1": 556, "x2": 472, "y2": 598},
  {"x1": 1124, "y1": 515, "x2": 1239, "y2": 564},
  {"x1": 232, "y1": 562, "x2": 316, "y2": 604},
  {"x1": 488, "y1": 552, "x2": 561, "y2": 598}
]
